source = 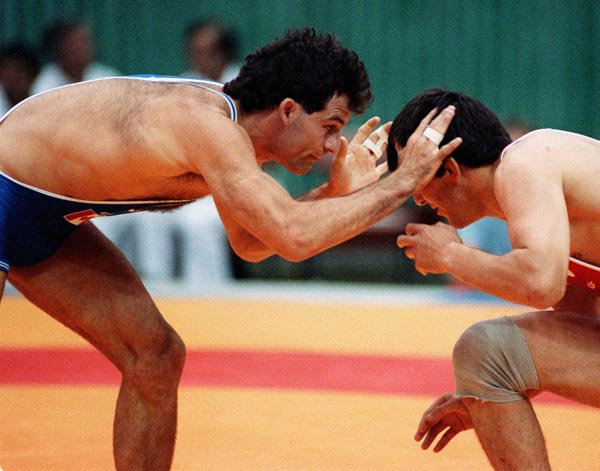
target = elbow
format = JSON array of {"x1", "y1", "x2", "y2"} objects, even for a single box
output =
[
  {"x1": 271, "y1": 225, "x2": 318, "y2": 262},
  {"x1": 227, "y1": 225, "x2": 314, "y2": 263},
  {"x1": 522, "y1": 278, "x2": 566, "y2": 310},
  {"x1": 228, "y1": 239, "x2": 271, "y2": 263},
  {"x1": 236, "y1": 251, "x2": 271, "y2": 263}
]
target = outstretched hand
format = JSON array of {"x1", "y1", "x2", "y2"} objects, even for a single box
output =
[
  {"x1": 327, "y1": 117, "x2": 391, "y2": 196},
  {"x1": 415, "y1": 393, "x2": 473, "y2": 453}
]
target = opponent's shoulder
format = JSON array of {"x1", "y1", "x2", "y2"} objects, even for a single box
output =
[{"x1": 499, "y1": 129, "x2": 569, "y2": 171}]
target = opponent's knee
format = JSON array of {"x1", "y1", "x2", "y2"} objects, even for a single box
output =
[{"x1": 452, "y1": 316, "x2": 539, "y2": 402}]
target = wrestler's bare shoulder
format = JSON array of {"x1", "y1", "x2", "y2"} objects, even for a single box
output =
[
  {"x1": 499, "y1": 129, "x2": 600, "y2": 220},
  {"x1": 502, "y1": 129, "x2": 600, "y2": 163},
  {"x1": 0, "y1": 78, "x2": 238, "y2": 200},
  {"x1": 3, "y1": 77, "x2": 231, "y2": 140}
]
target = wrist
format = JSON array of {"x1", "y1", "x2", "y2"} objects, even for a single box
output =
[{"x1": 442, "y1": 240, "x2": 463, "y2": 274}]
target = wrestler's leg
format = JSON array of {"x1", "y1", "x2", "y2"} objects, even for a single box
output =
[
  {"x1": 462, "y1": 310, "x2": 600, "y2": 471},
  {"x1": 514, "y1": 310, "x2": 600, "y2": 406},
  {"x1": 463, "y1": 397, "x2": 549, "y2": 471},
  {"x1": 8, "y1": 223, "x2": 186, "y2": 471}
]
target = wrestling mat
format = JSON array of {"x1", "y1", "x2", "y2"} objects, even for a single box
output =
[{"x1": 2, "y1": 288, "x2": 599, "y2": 470}]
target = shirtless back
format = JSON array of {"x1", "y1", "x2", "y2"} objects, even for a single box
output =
[{"x1": 0, "y1": 76, "x2": 232, "y2": 201}]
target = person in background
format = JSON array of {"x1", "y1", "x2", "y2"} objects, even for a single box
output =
[
  {"x1": 181, "y1": 19, "x2": 240, "y2": 83},
  {"x1": 0, "y1": 43, "x2": 40, "y2": 115},
  {"x1": 31, "y1": 18, "x2": 119, "y2": 94}
]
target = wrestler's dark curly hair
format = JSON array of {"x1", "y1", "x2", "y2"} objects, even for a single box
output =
[
  {"x1": 223, "y1": 27, "x2": 372, "y2": 115},
  {"x1": 387, "y1": 88, "x2": 511, "y2": 173}
]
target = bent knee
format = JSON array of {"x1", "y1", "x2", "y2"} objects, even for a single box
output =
[
  {"x1": 452, "y1": 317, "x2": 539, "y2": 402},
  {"x1": 122, "y1": 325, "x2": 186, "y2": 389}
]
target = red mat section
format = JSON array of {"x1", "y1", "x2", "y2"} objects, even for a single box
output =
[{"x1": 0, "y1": 348, "x2": 577, "y2": 404}]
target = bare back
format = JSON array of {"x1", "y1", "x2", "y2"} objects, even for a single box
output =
[{"x1": 0, "y1": 77, "x2": 238, "y2": 201}]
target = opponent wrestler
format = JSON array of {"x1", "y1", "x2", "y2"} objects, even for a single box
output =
[
  {"x1": 0, "y1": 29, "x2": 459, "y2": 470},
  {"x1": 391, "y1": 88, "x2": 600, "y2": 470}
]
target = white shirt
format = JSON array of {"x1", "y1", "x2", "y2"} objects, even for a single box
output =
[
  {"x1": 31, "y1": 62, "x2": 120, "y2": 94},
  {"x1": 0, "y1": 86, "x2": 12, "y2": 117}
]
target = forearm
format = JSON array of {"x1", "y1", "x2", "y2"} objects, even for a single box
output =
[
  {"x1": 443, "y1": 243, "x2": 563, "y2": 308},
  {"x1": 291, "y1": 177, "x2": 414, "y2": 257},
  {"x1": 236, "y1": 173, "x2": 415, "y2": 262},
  {"x1": 295, "y1": 181, "x2": 336, "y2": 202},
  {"x1": 223, "y1": 175, "x2": 411, "y2": 262}
]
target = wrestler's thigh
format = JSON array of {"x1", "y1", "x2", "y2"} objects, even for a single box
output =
[
  {"x1": 8, "y1": 223, "x2": 177, "y2": 368},
  {"x1": 512, "y1": 310, "x2": 600, "y2": 407}
]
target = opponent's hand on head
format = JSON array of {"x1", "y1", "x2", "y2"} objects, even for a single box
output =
[
  {"x1": 393, "y1": 106, "x2": 462, "y2": 193},
  {"x1": 327, "y1": 117, "x2": 390, "y2": 196}
]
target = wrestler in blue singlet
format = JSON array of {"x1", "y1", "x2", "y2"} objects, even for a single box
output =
[{"x1": 0, "y1": 76, "x2": 238, "y2": 273}]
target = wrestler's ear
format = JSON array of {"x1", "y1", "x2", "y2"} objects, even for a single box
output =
[
  {"x1": 279, "y1": 98, "x2": 300, "y2": 125},
  {"x1": 440, "y1": 157, "x2": 461, "y2": 183}
]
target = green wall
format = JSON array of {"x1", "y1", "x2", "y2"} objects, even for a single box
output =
[{"x1": 2, "y1": 0, "x2": 599, "y2": 135}]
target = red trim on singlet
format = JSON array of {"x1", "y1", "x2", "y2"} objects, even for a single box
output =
[{"x1": 567, "y1": 257, "x2": 600, "y2": 295}]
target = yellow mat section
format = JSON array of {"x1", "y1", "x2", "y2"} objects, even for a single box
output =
[{"x1": 2, "y1": 295, "x2": 599, "y2": 470}]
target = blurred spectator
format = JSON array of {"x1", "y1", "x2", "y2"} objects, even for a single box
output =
[
  {"x1": 31, "y1": 19, "x2": 119, "y2": 94},
  {"x1": 181, "y1": 20, "x2": 240, "y2": 83},
  {"x1": 0, "y1": 43, "x2": 40, "y2": 115}
]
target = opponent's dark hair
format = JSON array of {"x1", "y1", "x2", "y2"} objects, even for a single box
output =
[
  {"x1": 387, "y1": 88, "x2": 511, "y2": 172},
  {"x1": 223, "y1": 27, "x2": 372, "y2": 114}
]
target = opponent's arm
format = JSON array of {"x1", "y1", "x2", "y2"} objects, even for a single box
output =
[
  {"x1": 204, "y1": 107, "x2": 460, "y2": 262},
  {"x1": 398, "y1": 146, "x2": 569, "y2": 308}
]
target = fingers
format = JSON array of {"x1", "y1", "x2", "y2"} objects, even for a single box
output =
[
  {"x1": 414, "y1": 393, "x2": 455, "y2": 441},
  {"x1": 438, "y1": 136, "x2": 462, "y2": 158},
  {"x1": 424, "y1": 105, "x2": 455, "y2": 140},
  {"x1": 433, "y1": 429, "x2": 458, "y2": 453},
  {"x1": 363, "y1": 122, "x2": 391, "y2": 160},
  {"x1": 397, "y1": 223, "x2": 421, "y2": 248},
  {"x1": 414, "y1": 393, "x2": 471, "y2": 455},
  {"x1": 420, "y1": 421, "x2": 448, "y2": 450},
  {"x1": 409, "y1": 105, "x2": 457, "y2": 150},
  {"x1": 396, "y1": 235, "x2": 410, "y2": 248},
  {"x1": 350, "y1": 116, "x2": 381, "y2": 147},
  {"x1": 350, "y1": 117, "x2": 391, "y2": 161},
  {"x1": 335, "y1": 136, "x2": 349, "y2": 159},
  {"x1": 415, "y1": 108, "x2": 438, "y2": 134}
]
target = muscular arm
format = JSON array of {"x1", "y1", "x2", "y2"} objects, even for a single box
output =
[
  {"x1": 202, "y1": 107, "x2": 460, "y2": 262},
  {"x1": 399, "y1": 145, "x2": 570, "y2": 308}
]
